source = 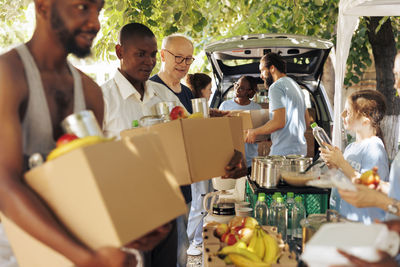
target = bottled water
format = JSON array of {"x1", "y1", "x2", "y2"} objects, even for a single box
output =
[
  {"x1": 268, "y1": 193, "x2": 279, "y2": 226},
  {"x1": 310, "y1": 122, "x2": 332, "y2": 149},
  {"x1": 254, "y1": 193, "x2": 268, "y2": 225},
  {"x1": 286, "y1": 192, "x2": 295, "y2": 240},
  {"x1": 292, "y1": 196, "x2": 306, "y2": 239},
  {"x1": 275, "y1": 197, "x2": 287, "y2": 241}
]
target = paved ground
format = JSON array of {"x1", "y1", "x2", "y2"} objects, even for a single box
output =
[{"x1": 187, "y1": 255, "x2": 202, "y2": 267}]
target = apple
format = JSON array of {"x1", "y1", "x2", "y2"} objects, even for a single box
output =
[
  {"x1": 231, "y1": 225, "x2": 244, "y2": 235},
  {"x1": 228, "y1": 216, "x2": 244, "y2": 229},
  {"x1": 215, "y1": 223, "x2": 229, "y2": 238},
  {"x1": 238, "y1": 227, "x2": 254, "y2": 245},
  {"x1": 223, "y1": 232, "x2": 239, "y2": 246},
  {"x1": 360, "y1": 167, "x2": 380, "y2": 188},
  {"x1": 56, "y1": 133, "x2": 78, "y2": 147},
  {"x1": 220, "y1": 232, "x2": 229, "y2": 242},
  {"x1": 169, "y1": 106, "x2": 188, "y2": 120},
  {"x1": 241, "y1": 216, "x2": 258, "y2": 229}
]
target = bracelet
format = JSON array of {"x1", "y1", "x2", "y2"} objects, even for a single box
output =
[{"x1": 387, "y1": 199, "x2": 400, "y2": 215}]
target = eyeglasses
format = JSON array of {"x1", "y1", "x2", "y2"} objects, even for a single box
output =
[{"x1": 164, "y1": 49, "x2": 195, "y2": 65}]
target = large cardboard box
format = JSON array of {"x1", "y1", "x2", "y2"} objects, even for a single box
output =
[
  {"x1": 121, "y1": 117, "x2": 244, "y2": 185},
  {"x1": 2, "y1": 133, "x2": 186, "y2": 266}
]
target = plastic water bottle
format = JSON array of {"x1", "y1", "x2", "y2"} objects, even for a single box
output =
[
  {"x1": 292, "y1": 196, "x2": 306, "y2": 240},
  {"x1": 310, "y1": 122, "x2": 332, "y2": 149},
  {"x1": 268, "y1": 193, "x2": 279, "y2": 226},
  {"x1": 254, "y1": 193, "x2": 268, "y2": 225},
  {"x1": 275, "y1": 197, "x2": 287, "y2": 241},
  {"x1": 131, "y1": 120, "x2": 139, "y2": 128},
  {"x1": 286, "y1": 192, "x2": 295, "y2": 239}
]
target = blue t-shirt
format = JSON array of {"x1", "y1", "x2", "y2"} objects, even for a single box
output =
[
  {"x1": 150, "y1": 74, "x2": 193, "y2": 204},
  {"x1": 386, "y1": 152, "x2": 400, "y2": 220},
  {"x1": 268, "y1": 77, "x2": 307, "y2": 156},
  {"x1": 219, "y1": 99, "x2": 262, "y2": 167},
  {"x1": 150, "y1": 74, "x2": 194, "y2": 114},
  {"x1": 330, "y1": 136, "x2": 389, "y2": 224}
]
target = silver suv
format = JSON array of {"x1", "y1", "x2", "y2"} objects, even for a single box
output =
[{"x1": 205, "y1": 34, "x2": 333, "y2": 157}]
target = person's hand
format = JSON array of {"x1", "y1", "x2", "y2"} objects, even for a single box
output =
[
  {"x1": 79, "y1": 247, "x2": 133, "y2": 267},
  {"x1": 382, "y1": 220, "x2": 400, "y2": 236},
  {"x1": 245, "y1": 129, "x2": 257, "y2": 144},
  {"x1": 209, "y1": 108, "x2": 230, "y2": 117},
  {"x1": 338, "y1": 184, "x2": 383, "y2": 208},
  {"x1": 125, "y1": 222, "x2": 172, "y2": 251},
  {"x1": 222, "y1": 149, "x2": 247, "y2": 179},
  {"x1": 319, "y1": 143, "x2": 345, "y2": 169},
  {"x1": 331, "y1": 249, "x2": 397, "y2": 267}
]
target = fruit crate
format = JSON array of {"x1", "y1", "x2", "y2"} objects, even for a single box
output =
[{"x1": 246, "y1": 177, "x2": 330, "y2": 216}]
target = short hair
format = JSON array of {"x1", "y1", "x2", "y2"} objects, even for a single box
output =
[
  {"x1": 260, "y1": 52, "x2": 286, "y2": 74},
  {"x1": 242, "y1": 76, "x2": 258, "y2": 92},
  {"x1": 118, "y1": 23, "x2": 155, "y2": 46},
  {"x1": 161, "y1": 34, "x2": 193, "y2": 50}
]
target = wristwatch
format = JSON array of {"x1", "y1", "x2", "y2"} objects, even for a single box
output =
[{"x1": 387, "y1": 199, "x2": 400, "y2": 215}]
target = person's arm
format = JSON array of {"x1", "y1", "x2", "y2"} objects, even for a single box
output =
[
  {"x1": 333, "y1": 249, "x2": 398, "y2": 267},
  {"x1": 338, "y1": 184, "x2": 400, "y2": 216},
  {"x1": 319, "y1": 144, "x2": 358, "y2": 179},
  {"x1": 245, "y1": 108, "x2": 285, "y2": 143},
  {"x1": 305, "y1": 108, "x2": 311, "y2": 128},
  {"x1": 0, "y1": 59, "x2": 128, "y2": 267}
]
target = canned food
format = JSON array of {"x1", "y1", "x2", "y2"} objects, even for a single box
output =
[{"x1": 61, "y1": 110, "x2": 103, "y2": 138}]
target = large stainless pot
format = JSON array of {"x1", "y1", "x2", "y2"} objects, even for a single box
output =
[
  {"x1": 258, "y1": 159, "x2": 278, "y2": 188},
  {"x1": 266, "y1": 155, "x2": 287, "y2": 181},
  {"x1": 251, "y1": 156, "x2": 265, "y2": 183},
  {"x1": 286, "y1": 155, "x2": 312, "y2": 172}
]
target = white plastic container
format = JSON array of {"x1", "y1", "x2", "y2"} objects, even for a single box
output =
[{"x1": 301, "y1": 222, "x2": 400, "y2": 267}]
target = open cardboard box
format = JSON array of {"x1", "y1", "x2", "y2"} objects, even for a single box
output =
[
  {"x1": 2, "y1": 133, "x2": 186, "y2": 266},
  {"x1": 121, "y1": 117, "x2": 245, "y2": 185}
]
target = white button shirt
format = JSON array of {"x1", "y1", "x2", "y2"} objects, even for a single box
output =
[{"x1": 102, "y1": 70, "x2": 183, "y2": 138}]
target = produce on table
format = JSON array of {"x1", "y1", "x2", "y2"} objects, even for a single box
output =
[{"x1": 213, "y1": 216, "x2": 281, "y2": 266}]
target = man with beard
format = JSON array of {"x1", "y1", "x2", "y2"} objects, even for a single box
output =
[
  {"x1": 245, "y1": 52, "x2": 310, "y2": 156},
  {"x1": 0, "y1": 1, "x2": 168, "y2": 266}
]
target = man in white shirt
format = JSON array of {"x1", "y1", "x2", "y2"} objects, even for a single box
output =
[{"x1": 101, "y1": 22, "x2": 183, "y2": 267}]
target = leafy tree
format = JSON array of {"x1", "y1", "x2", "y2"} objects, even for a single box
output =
[{"x1": 2, "y1": 0, "x2": 400, "y2": 156}]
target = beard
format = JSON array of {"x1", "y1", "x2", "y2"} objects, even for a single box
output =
[
  {"x1": 50, "y1": 5, "x2": 94, "y2": 58},
  {"x1": 264, "y1": 72, "x2": 274, "y2": 88}
]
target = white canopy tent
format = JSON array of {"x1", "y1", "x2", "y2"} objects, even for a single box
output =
[{"x1": 333, "y1": 0, "x2": 400, "y2": 148}]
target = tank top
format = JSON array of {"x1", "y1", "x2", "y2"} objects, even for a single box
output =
[{"x1": 16, "y1": 44, "x2": 86, "y2": 161}]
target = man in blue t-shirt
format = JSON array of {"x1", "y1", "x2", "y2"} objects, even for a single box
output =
[
  {"x1": 150, "y1": 34, "x2": 195, "y2": 267},
  {"x1": 245, "y1": 53, "x2": 310, "y2": 156}
]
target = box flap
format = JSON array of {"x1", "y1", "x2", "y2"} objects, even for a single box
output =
[
  {"x1": 181, "y1": 117, "x2": 234, "y2": 182},
  {"x1": 121, "y1": 121, "x2": 191, "y2": 185}
]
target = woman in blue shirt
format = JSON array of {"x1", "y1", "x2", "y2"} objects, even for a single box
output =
[{"x1": 320, "y1": 89, "x2": 389, "y2": 224}]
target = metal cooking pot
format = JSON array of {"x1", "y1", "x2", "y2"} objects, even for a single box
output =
[
  {"x1": 286, "y1": 156, "x2": 312, "y2": 172},
  {"x1": 251, "y1": 156, "x2": 265, "y2": 183},
  {"x1": 258, "y1": 159, "x2": 278, "y2": 188},
  {"x1": 266, "y1": 155, "x2": 287, "y2": 181}
]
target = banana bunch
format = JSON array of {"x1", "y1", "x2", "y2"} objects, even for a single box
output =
[
  {"x1": 47, "y1": 136, "x2": 111, "y2": 161},
  {"x1": 218, "y1": 226, "x2": 280, "y2": 267}
]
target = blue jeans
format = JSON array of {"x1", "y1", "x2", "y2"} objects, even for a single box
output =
[
  {"x1": 177, "y1": 204, "x2": 190, "y2": 267},
  {"x1": 187, "y1": 180, "x2": 213, "y2": 246}
]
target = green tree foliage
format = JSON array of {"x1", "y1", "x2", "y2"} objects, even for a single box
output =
[{"x1": 1, "y1": 0, "x2": 399, "y2": 87}]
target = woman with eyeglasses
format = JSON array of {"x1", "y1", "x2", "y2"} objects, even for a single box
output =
[{"x1": 219, "y1": 75, "x2": 262, "y2": 174}]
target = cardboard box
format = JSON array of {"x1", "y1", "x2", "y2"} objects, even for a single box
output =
[
  {"x1": 2, "y1": 133, "x2": 187, "y2": 266},
  {"x1": 1, "y1": 214, "x2": 73, "y2": 267},
  {"x1": 230, "y1": 109, "x2": 269, "y2": 130},
  {"x1": 121, "y1": 117, "x2": 244, "y2": 185}
]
